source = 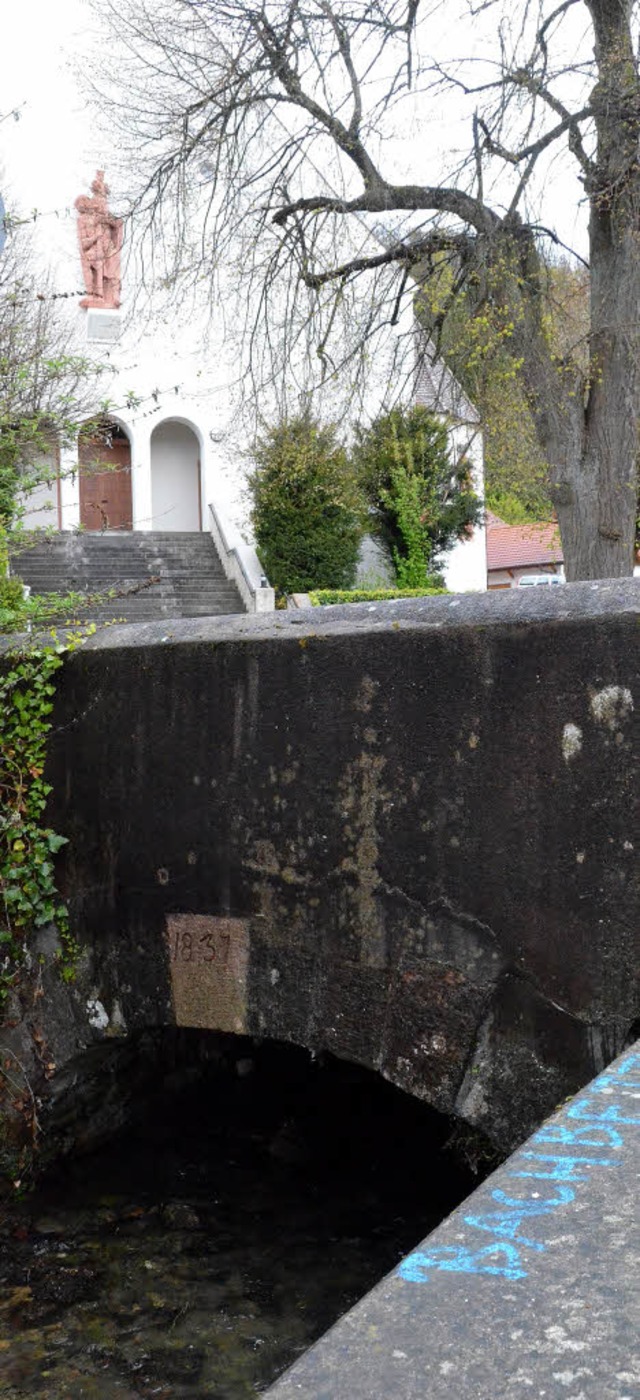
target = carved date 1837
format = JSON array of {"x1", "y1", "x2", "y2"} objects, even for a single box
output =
[
  {"x1": 168, "y1": 923, "x2": 232, "y2": 965},
  {"x1": 165, "y1": 914, "x2": 250, "y2": 1033}
]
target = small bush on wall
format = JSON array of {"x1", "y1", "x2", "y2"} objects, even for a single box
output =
[{"x1": 248, "y1": 415, "x2": 364, "y2": 594}]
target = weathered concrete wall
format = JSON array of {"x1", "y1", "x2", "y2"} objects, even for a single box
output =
[{"x1": 2, "y1": 581, "x2": 639, "y2": 1169}]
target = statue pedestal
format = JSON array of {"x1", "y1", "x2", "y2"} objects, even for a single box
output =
[
  {"x1": 80, "y1": 295, "x2": 120, "y2": 310},
  {"x1": 86, "y1": 309, "x2": 122, "y2": 344}
]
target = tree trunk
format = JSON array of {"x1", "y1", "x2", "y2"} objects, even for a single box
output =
[{"x1": 553, "y1": 0, "x2": 640, "y2": 579}]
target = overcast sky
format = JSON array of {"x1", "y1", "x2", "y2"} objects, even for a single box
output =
[
  {"x1": 2, "y1": 0, "x2": 590, "y2": 260},
  {"x1": 2, "y1": 0, "x2": 102, "y2": 214}
]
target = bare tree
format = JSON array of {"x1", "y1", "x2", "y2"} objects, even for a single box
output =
[
  {"x1": 0, "y1": 220, "x2": 99, "y2": 531},
  {"x1": 91, "y1": 0, "x2": 640, "y2": 579}
]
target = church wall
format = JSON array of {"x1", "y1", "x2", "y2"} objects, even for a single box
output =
[
  {"x1": 17, "y1": 439, "x2": 61, "y2": 532},
  {"x1": 441, "y1": 424, "x2": 487, "y2": 593},
  {"x1": 18, "y1": 481, "x2": 60, "y2": 532}
]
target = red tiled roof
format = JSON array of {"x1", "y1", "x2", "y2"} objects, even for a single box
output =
[{"x1": 486, "y1": 517, "x2": 563, "y2": 570}]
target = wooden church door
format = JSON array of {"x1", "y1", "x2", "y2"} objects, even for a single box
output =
[{"x1": 78, "y1": 425, "x2": 132, "y2": 530}]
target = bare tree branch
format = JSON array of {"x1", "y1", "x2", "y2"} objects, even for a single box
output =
[
  {"x1": 302, "y1": 230, "x2": 472, "y2": 287},
  {"x1": 477, "y1": 103, "x2": 592, "y2": 167},
  {"x1": 507, "y1": 70, "x2": 595, "y2": 177}
]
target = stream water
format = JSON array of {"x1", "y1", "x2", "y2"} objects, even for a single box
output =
[{"x1": 0, "y1": 1038, "x2": 487, "y2": 1399}]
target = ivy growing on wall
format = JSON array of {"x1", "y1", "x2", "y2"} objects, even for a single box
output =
[
  {"x1": 0, "y1": 531, "x2": 94, "y2": 1013},
  {"x1": 0, "y1": 635, "x2": 80, "y2": 1008}
]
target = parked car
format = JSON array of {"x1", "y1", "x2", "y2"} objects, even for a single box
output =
[{"x1": 516, "y1": 574, "x2": 565, "y2": 587}]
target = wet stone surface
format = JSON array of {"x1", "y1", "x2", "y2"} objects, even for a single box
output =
[{"x1": 0, "y1": 1042, "x2": 484, "y2": 1398}]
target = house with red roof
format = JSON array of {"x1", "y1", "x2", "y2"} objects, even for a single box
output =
[{"x1": 486, "y1": 513, "x2": 564, "y2": 589}]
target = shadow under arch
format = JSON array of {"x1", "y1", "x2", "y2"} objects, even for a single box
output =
[
  {"x1": 12, "y1": 1027, "x2": 489, "y2": 1396},
  {"x1": 41, "y1": 1024, "x2": 495, "y2": 1189}
]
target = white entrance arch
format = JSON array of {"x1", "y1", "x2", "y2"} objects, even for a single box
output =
[{"x1": 150, "y1": 419, "x2": 202, "y2": 531}]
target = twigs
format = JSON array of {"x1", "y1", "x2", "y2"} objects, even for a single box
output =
[{"x1": 0, "y1": 1050, "x2": 41, "y2": 1147}]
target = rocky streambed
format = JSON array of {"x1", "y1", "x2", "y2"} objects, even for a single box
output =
[{"x1": 0, "y1": 1039, "x2": 486, "y2": 1398}]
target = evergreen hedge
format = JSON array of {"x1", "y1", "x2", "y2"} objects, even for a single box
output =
[
  {"x1": 248, "y1": 416, "x2": 363, "y2": 594},
  {"x1": 353, "y1": 405, "x2": 482, "y2": 582},
  {"x1": 309, "y1": 586, "x2": 446, "y2": 605}
]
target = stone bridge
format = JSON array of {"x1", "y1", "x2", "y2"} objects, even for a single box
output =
[{"x1": 2, "y1": 582, "x2": 639, "y2": 1171}]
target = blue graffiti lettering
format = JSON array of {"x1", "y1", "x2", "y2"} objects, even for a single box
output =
[
  {"x1": 396, "y1": 1046, "x2": 638, "y2": 1288},
  {"x1": 464, "y1": 1213, "x2": 541, "y2": 1251},
  {"x1": 613, "y1": 1052, "x2": 640, "y2": 1075},
  {"x1": 591, "y1": 1077, "x2": 640, "y2": 1096},
  {"x1": 513, "y1": 1151, "x2": 618, "y2": 1182},
  {"x1": 567, "y1": 1100, "x2": 640, "y2": 1127},
  {"x1": 464, "y1": 1191, "x2": 574, "y2": 1252},
  {"x1": 397, "y1": 1242, "x2": 527, "y2": 1284},
  {"x1": 534, "y1": 1122, "x2": 624, "y2": 1150}
]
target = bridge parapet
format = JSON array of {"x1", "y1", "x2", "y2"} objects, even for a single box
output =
[
  {"x1": 1, "y1": 580, "x2": 639, "y2": 1171},
  {"x1": 266, "y1": 1040, "x2": 640, "y2": 1399}
]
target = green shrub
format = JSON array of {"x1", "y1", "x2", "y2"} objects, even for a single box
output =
[
  {"x1": 0, "y1": 575, "x2": 28, "y2": 632},
  {"x1": 309, "y1": 585, "x2": 446, "y2": 605},
  {"x1": 353, "y1": 405, "x2": 482, "y2": 583},
  {"x1": 0, "y1": 575, "x2": 106, "y2": 634},
  {"x1": 248, "y1": 415, "x2": 364, "y2": 593}
]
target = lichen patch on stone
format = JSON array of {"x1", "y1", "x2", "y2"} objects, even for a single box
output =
[
  {"x1": 87, "y1": 998, "x2": 109, "y2": 1031},
  {"x1": 589, "y1": 685, "x2": 634, "y2": 731},
  {"x1": 562, "y1": 723, "x2": 583, "y2": 762}
]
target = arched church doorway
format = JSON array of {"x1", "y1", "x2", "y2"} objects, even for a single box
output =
[
  {"x1": 78, "y1": 420, "x2": 132, "y2": 531},
  {"x1": 150, "y1": 419, "x2": 202, "y2": 531}
]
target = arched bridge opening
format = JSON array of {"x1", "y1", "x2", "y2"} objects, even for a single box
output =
[{"x1": 3, "y1": 1028, "x2": 491, "y2": 1395}]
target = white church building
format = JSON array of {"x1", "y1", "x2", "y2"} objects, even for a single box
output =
[
  {"x1": 24, "y1": 169, "x2": 234, "y2": 541},
  {"x1": 1, "y1": 7, "x2": 487, "y2": 608}
]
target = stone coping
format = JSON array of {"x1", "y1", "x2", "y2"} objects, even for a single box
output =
[
  {"x1": 69, "y1": 574, "x2": 640, "y2": 651},
  {"x1": 266, "y1": 1041, "x2": 640, "y2": 1399},
  {"x1": 2, "y1": 575, "x2": 637, "y2": 655}
]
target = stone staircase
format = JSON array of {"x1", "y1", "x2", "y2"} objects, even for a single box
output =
[{"x1": 11, "y1": 532, "x2": 246, "y2": 623}]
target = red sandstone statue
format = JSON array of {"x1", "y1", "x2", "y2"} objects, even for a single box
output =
[{"x1": 76, "y1": 171, "x2": 123, "y2": 309}]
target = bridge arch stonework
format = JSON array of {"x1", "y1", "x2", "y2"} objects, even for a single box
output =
[{"x1": 1, "y1": 583, "x2": 639, "y2": 1173}]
